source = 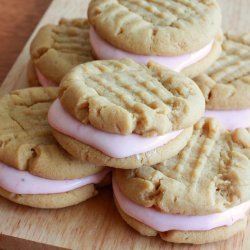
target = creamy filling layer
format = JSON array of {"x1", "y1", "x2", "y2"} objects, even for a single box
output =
[
  {"x1": 48, "y1": 99, "x2": 183, "y2": 158},
  {"x1": 35, "y1": 67, "x2": 56, "y2": 87},
  {"x1": 0, "y1": 161, "x2": 110, "y2": 195},
  {"x1": 205, "y1": 109, "x2": 250, "y2": 130},
  {"x1": 113, "y1": 179, "x2": 250, "y2": 232},
  {"x1": 89, "y1": 27, "x2": 214, "y2": 72}
]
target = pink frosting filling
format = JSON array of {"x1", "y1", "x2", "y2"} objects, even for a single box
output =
[
  {"x1": 89, "y1": 27, "x2": 214, "y2": 72},
  {"x1": 35, "y1": 67, "x2": 56, "y2": 87},
  {"x1": 0, "y1": 161, "x2": 110, "y2": 195},
  {"x1": 48, "y1": 99, "x2": 183, "y2": 158},
  {"x1": 113, "y1": 179, "x2": 250, "y2": 232},
  {"x1": 205, "y1": 109, "x2": 250, "y2": 130}
]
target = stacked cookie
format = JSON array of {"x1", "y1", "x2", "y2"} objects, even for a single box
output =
[
  {"x1": 0, "y1": 0, "x2": 249, "y2": 246},
  {"x1": 46, "y1": 57, "x2": 250, "y2": 244},
  {"x1": 113, "y1": 118, "x2": 250, "y2": 244},
  {"x1": 88, "y1": 0, "x2": 222, "y2": 77},
  {"x1": 48, "y1": 59, "x2": 204, "y2": 168},
  {"x1": 28, "y1": 0, "x2": 223, "y2": 87},
  {"x1": 0, "y1": 87, "x2": 111, "y2": 208}
]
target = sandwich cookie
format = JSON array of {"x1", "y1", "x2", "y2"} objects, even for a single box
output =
[
  {"x1": 113, "y1": 118, "x2": 250, "y2": 244},
  {"x1": 88, "y1": 0, "x2": 222, "y2": 77},
  {"x1": 28, "y1": 18, "x2": 95, "y2": 87},
  {"x1": 48, "y1": 58, "x2": 205, "y2": 169},
  {"x1": 0, "y1": 87, "x2": 110, "y2": 208},
  {"x1": 194, "y1": 33, "x2": 250, "y2": 130}
]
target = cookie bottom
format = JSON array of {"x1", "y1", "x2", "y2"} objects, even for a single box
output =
[
  {"x1": 115, "y1": 199, "x2": 247, "y2": 244},
  {"x1": 0, "y1": 184, "x2": 97, "y2": 209},
  {"x1": 52, "y1": 127, "x2": 193, "y2": 169},
  {"x1": 182, "y1": 32, "x2": 223, "y2": 78}
]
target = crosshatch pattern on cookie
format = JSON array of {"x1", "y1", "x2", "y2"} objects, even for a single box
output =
[
  {"x1": 31, "y1": 18, "x2": 93, "y2": 59},
  {"x1": 51, "y1": 19, "x2": 93, "y2": 57},
  {"x1": 118, "y1": 0, "x2": 209, "y2": 27},
  {"x1": 115, "y1": 118, "x2": 250, "y2": 215},
  {"x1": 194, "y1": 33, "x2": 250, "y2": 109},
  {"x1": 59, "y1": 59, "x2": 204, "y2": 136},
  {"x1": 88, "y1": 0, "x2": 221, "y2": 55},
  {"x1": 30, "y1": 18, "x2": 95, "y2": 84}
]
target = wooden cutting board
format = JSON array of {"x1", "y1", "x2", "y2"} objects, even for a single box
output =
[{"x1": 0, "y1": 0, "x2": 249, "y2": 249}]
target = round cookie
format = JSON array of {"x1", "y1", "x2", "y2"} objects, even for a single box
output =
[
  {"x1": 88, "y1": 0, "x2": 221, "y2": 55},
  {"x1": 28, "y1": 18, "x2": 95, "y2": 86},
  {"x1": 88, "y1": 0, "x2": 222, "y2": 77},
  {"x1": 0, "y1": 87, "x2": 109, "y2": 208},
  {"x1": 113, "y1": 118, "x2": 250, "y2": 244},
  {"x1": 49, "y1": 58, "x2": 205, "y2": 169},
  {"x1": 59, "y1": 58, "x2": 205, "y2": 136},
  {"x1": 194, "y1": 33, "x2": 250, "y2": 110}
]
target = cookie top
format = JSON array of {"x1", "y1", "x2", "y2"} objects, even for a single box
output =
[
  {"x1": 0, "y1": 87, "x2": 105, "y2": 180},
  {"x1": 88, "y1": 0, "x2": 221, "y2": 56},
  {"x1": 194, "y1": 33, "x2": 250, "y2": 110},
  {"x1": 114, "y1": 118, "x2": 250, "y2": 215},
  {"x1": 30, "y1": 18, "x2": 95, "y2": 84},
  {"x1": 59, "y1": 58, "x2": 205, "y2": 136}
]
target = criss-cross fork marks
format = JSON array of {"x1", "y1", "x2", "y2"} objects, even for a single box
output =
[
  {"x1": 154, "y1": 120, "x2": 220, "y2": 187},
  {"x1": 122, "y1": 118, "x2": 250, "y2": 215},
  {"x1": 78, "y1": 60, "x2": 190, "y2": 119},
  {"x1": 96, "y1": 3, "x2": 152, "y2": 35},
  {"x1": 118, "y1": 0, "x2": 209, "y2": 27},
  {"x1": 206, "y1": 34, "x2": 250, "y2": 85},
  {"x1": 60, "y1": 58, "x2": 203, "y2": 135},
  {"x1": 51, "y1": 20, "x2": 93, "y2": 58},
  {"x1": 134, "y1": 119, "x2": 250, "y2": 210}
]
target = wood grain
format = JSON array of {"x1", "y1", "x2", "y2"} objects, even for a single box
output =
[
  {"x1": 0, "y1": 0, "x2": 52, "y2": 84},
  {"x1": 0, "y1": 0, "x2": 249, "y2": 249}
]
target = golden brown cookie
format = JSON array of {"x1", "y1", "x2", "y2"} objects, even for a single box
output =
[
  {"x1": 113, "y1": 118, "x2": 250, "y2": 243},
  {"x1": 28, "y1": 18, "x2": 95, "y2": 86},
  {"x1": 59, "y1": 58, "x2": 205, "y2": 136},
  {"x1": 88, "y1": 0, "x2": 221, "y2": 56},
  {"x1": 0, "y1": 87, "x2": 109, "y2": 208},
  {"x1": 88, "y1": 0, "x2": 222, "y2": 77},
  {"x1": 194, "y1": 33, "x2": 250, "y2": 110},
  {"x1": 49, "y1": 59, "x2": 204, "y2": 168}
]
